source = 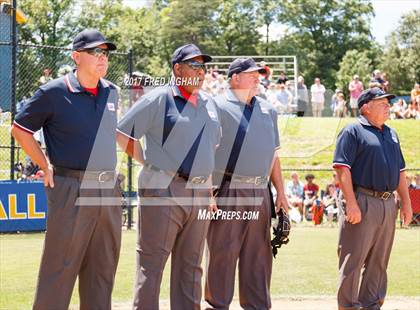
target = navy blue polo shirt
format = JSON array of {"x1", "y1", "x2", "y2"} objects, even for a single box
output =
[
  {"x1": 117, "y1": 85, "x2": 221, "y2": 177},
  {"x1": 333, "y1": 116, "x2": 405, "y2": 191},
  {"x1": 214, "y1": 89, "x2": 280, "y2": 177},
  {"x1": 14, "y1": 71, "x2": 119, "y2": 171}
]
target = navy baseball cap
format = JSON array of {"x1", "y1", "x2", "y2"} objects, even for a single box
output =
[
  {"x1": 227, "y1": 57, "x2": 263, "y2": 78},
  {"x1": 72, "y1": 29, "x2": 117, "y2": 51},
  {"x1": 171, "y1": 44, "x2": 212, "y2": 66},
  {"x1": 357, "y1": 87, "x2": 395, "y2": 109}
]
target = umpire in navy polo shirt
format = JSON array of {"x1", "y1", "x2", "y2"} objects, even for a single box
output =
[
  {"x1": 11, "y1": 29, "x2": 122, "y2": 310},
  {"x1": 333, "y1": 87, "x2": 412, "y2": 309},
  {"x1": 205, "y1": 57, "x2": 289, "y2": 310},
  {"x1": 116, "y1": 43, "x2": 220, "y2": 309}
]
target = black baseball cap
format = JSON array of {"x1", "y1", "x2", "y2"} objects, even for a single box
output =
[
  {"x1": 357, "y1": 87, "x2": 395, "y2": 109},
  {"x1": 227, "y1": 57, "x2": 263, "y2": 78},
  {"x1": 72, "y1": 29, "x2": 117, "y2": 51},
  {"x1": 171, "y1": 44, "x2": 212, "y2": 66}
]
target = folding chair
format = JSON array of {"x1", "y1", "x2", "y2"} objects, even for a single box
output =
[{"x1": 409, "y1": 188, "x2": 420, "y2": 226}]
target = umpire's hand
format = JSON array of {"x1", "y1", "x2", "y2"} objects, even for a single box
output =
[
  {"x1": 276, "y1": 194, "x2": 289, "y2": 214},
  {"x1": 42, "y1": 164, "x2": 55, "y2": 188},
  {"x1": 400, "y1": 201, "x2": 413, "y2": 226},
  {"x1": 345, "y1": 201, "x2": 361, "y2": 224}
]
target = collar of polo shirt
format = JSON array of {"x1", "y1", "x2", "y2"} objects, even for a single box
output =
[
  {"x1": 65, "y1": 70, "x2": 109, "y2": 93},
  {"x1": 226, "y1": 88, "x2": 256, "y2": 106},
  {"x1": 358, "y1": 115, "x2": 386, "y2": 131}
]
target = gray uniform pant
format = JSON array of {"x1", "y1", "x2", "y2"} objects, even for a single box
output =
[
  {"x1": 133, "y1": 178, "x2": 211, "y2": 310},
  {"x1": 33, "y1": 175, "x2": 122, "y2": 310},
  {"x1": 205, "y1": 184, "x2": 272, "y2": 310},
  {"x1": 337, "y1": 191, "x2": 398, "y2": 310}
]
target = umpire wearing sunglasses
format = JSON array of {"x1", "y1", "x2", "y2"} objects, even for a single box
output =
[
  {"x1": 117, "y1": 43, "x2": 220, "y2": 309},
  {"x1": 11, "y1": 29, "x2": 122, "y2": 309}
]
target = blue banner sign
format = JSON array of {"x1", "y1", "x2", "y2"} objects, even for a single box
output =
[{"x1": 0, "y1": 181, "x2": 47, "y2": 232}]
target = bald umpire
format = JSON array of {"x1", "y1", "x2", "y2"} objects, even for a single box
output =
[
  {"x1": 11, "y1": 29, "x2": 122, "y2": 310},
  {"x1": 116, "y1": 43, "x2": 220, "y2": 309},
  {"x1": 333, "y1": 87, "x2": 412, "y2": 310},
  {"x1": 205, "y1": 58, "x2": 289, "y2": 310}
]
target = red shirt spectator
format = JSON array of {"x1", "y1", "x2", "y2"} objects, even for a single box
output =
[
  {"x1": 304, "y1": 183, "x2": 319, "y2": 198},
  {"x1": 304, "y1": 173, "x2": 319, "y2": 198}
]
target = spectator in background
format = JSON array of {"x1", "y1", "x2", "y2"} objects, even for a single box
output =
[
  {"x1": 202, "y1": 72, "x2": 216, "y2": 94},
  {"x1": 322, "y1": 183, "x2": 338, "y2": 225},
  {"x1": 276, "y1": 71, "x2": 288, "y2": 85},
  {"x1": 403, "y1": 101, "x2": 419, "y2": 119},
  {"x1": 310, "y1": 77, "x2": 326, "y2": 117},
  {"x1": 259, "y1": 61, "x2": 272, "y2": 88},
  {"x1": 303, "y1": 173, "x2": 319, "y2": 221},
  {"x1": 39, "y1": 68, "x2": 53, "y2": 85},
  {"x1": 296, "y1": 76, "x2": 308, "y2": 117},
  {"x1": 57, "y1": 65, "x2": 72, "y2": 77},
  {"x1": 21, "y1": 140, "x2": 43, "y2": 180},
  {"x1": 331, "y1": 89, "x2": 342, "y2": 113},
  {"x1": 369, "y1": 69, "x2": 385, "y2": 89},
  {"x1": 382, "y1": 72, "x2": 390, "y2": 92},
  {"x1": 411, "y1": 83, "x2": 420, "y2": 103},
  {"x1": 215, "y1": 74, "x2": 228, "y2": 95},
  {"x1": 130, "y1": 71, "x2": 145, "y2": 103},
  {"x1": 265, "y1": 83, "x2": 278, "y2": 106},
  {"x1": 257, "y1": 82, "x2": 267, "y2": 99},
  {"x1": 286, "y1": 171, "x2": 304, "y2": 219},
  {"x1": 390, "y1": 98, "x2": 407, "y2": 119},
  {"x1": 348, "y1": 74, "x2": 363, "y2": 117},
  {"x1": 275, "y1": 83, "x2": 293, "y2": 113},
  {"x1": 334, "y1": 93, "x2": 347, "y2": 118},
  {"x1": 406, "y1": 175, "x2": 415, "y2": 189}
]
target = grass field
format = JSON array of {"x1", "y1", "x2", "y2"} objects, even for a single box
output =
[{"x1": 1, "y1": 226, "x2": 419, "y2": 309}]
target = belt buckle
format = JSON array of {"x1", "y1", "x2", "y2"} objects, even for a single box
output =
[
  {"x1": 191, "y1": 176, "x2": 206, "y2": 184},
  {"x1": 98, "y1": 171, "x2": 112, "y2": 183},
  {"x1": 254, "y1": 176, "x2": 266, "y2": 186},
  {"x1": 381, "y1": 192, "x2": 391, "y2": 200}
]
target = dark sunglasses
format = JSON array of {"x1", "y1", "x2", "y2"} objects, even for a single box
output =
[
  {"x1": 181, "y1": 60, "x2": 206, "y2": 71},
  {"x1": 79, "y1": 47, "x2": 109, "y2": 58}
]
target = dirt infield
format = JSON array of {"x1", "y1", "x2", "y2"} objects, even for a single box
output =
[{"x1": 112, "y1": 296, "x2": 420, "y2": 310}]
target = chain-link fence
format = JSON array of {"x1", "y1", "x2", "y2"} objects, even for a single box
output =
[{"x1": 0, "y1": 42, "x2": 133, "y2": 182}]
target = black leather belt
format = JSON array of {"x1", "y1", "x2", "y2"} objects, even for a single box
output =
[
  {"x1": 355, "y1": 186, "x2": 393, "y2": 200},
  {"x1": 144, "y1": 163, "x2": 208, "y2": 184},
  {"x1": 54, "y1": 166, "x2": 115, "y2": 182},
  {"x1": 216, "y1": 170, "x2": 268, "y2": 186}
]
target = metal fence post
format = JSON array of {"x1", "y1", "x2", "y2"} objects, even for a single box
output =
[
  {"x1": 9, "y1": 0, "x2": 17, "y2": 180},
  {"x1": 127, "y1": 49, "x2": 133, "y2": 229}
]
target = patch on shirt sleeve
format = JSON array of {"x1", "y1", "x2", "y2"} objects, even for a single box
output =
[
  {"x1": 208, "y1": 110, "x2": 217, "y2": 120},
  {"x1": 107, "y1": 102, "x2": 116, "y2": 111},
  {"x1": 390, "y1": 130, "x2": 399, "y2": 144},
  {"x1": 260, "y1": 107, "x2": 269, "y2": 114}
]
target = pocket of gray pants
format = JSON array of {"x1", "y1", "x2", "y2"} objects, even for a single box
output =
[{"x1": 357, "y1": 192, "x2": 369, "y2": 220}]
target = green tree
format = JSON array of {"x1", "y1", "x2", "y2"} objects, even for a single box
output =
[
  {"x1": 19, "y1": 0, "x2": 74, "y2": 45},
  {"x1": 336, "y1": 50, "x2": 372, "y2": 97},
  {"x1": 160, "y1": 0, "x2": 220, "y2": 59},
  {"x1": 70, "y1": 0, "x2": 166, "y2": 76},
  {"x1": 274, "y1": 0, "x2": 374, "y2": 89},
  {"x1": 16, "y1": 0, "x2": 74, "y2": 101},
  {"x1": 380, "y1": 10, "x2": 420, "y2": 94},
  {"x1": 256, "y1": 0, "x2": 280, "y2": 55},
  {"x1": 213, "y1": 0, "x2": 261, "y2": 55}
]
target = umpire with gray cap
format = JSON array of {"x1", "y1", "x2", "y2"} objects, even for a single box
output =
[
  {"x1": 205, "y1": 58, "x2": 289, "y2": 310},
  {"x1": 333, "y1": 87, "x2": 412, "y2": 309},
  {"x1": 116, "y1": 43, "x2": 220, "y2": 309},
  {"x1": 11, "y1": 29, "x2": 121, "y2": 309}
]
